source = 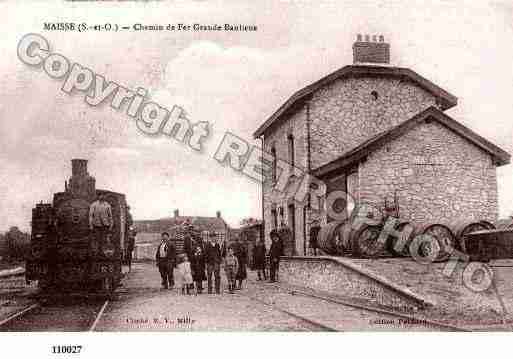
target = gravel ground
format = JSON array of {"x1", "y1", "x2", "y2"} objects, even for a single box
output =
[
  {"x1": 97, "y1": 263, "x2": 322, "y2": 331},
  {"x1": 97, "y1": 262, "x2": 434, "y2": 331}
]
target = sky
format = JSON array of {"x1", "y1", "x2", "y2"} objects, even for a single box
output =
[{"x1": 1, "y1": 0, "x2": 513, "y2": 231}]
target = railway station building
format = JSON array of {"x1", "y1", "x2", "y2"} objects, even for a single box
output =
[{"x1": 253, "y1": 35, "x2": 510, "y2": 255}]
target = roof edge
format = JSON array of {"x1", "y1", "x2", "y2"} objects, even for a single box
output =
[
  {"x1": 253, "y1": 64, "x2": 458, "y2": 139},
  {"x1": 312, "y1": 106, "x2": 510, "y2": 178}
]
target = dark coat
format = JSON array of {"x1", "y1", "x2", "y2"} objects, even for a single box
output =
[
  {"x1": 127, "y1": 235, "x2": 135, "y2": 253},
  {"x1": 156, "y1": 241, "x2": 176, "y2": 267},
  {"x1": 253, "y1": 243, "x2": 266, "y2": 269},
  {"x1": 184, "y1": 236, "x2": 194, "y2": 260},
  {"x1": 205, "y1": 242, "x2": 222, "y2": 265},
  {"x1": 191, "y1": 243, "x2": 206, "y2": 282},
  {"x1": 233, "y1": 242, "x2": 247, "y2": 280},
  {"x1": 309, "y1": 226, "x2": 321, "y2": 249},
  {"x1": 269, "y1": 240, "x2": 282, "y2": 261}
]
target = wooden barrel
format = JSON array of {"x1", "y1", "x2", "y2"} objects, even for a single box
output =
[
  {"x1": 451, "y1": 220, "x2": 490, "y2": 253},
  {"x1": 317, "y1": 220, "x2": 351, "y2": 255},
  {"x1": 350, "y1": 223, "x2": 385, "y2": 258},
  {"x1": 385, "y1": 221, "x2": 415, "y2": 257},
  {"x1": 417, "y1": 224, "x2": 456, "y2": 262}
]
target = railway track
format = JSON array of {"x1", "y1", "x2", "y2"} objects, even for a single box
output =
[
  {"x1": 246, "y1": 280, "x2": 470, "y2": 332},
  {"x1": 236, "y1": 291, "x2": 339, "y2": 331},
  {"x1": 0, "y1": 299, "x2": 109, "y2": 332}
]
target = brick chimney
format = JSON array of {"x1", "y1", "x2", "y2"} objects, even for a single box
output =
[
  {"x1": 216, "y1": 211, "x2": 221, "y2": 218},
  {"x1": 174, "y1": 209, "x2": 179, "y2": 218},
  {"x1": 352, "y1": 34, "x2": 390, "y2": 64}
]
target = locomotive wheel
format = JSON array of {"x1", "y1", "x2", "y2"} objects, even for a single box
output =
[
  {"x1": 37, "y1": 278, "x2": 54, "y2": 291},
  {"x1": 101, "y1": 277, "x2": 114, "y2": 293},
  {"x1": 350, "y1": 224, "x2": 384, "y2": 258},
  {"x1": 419, "y1": 224, "x2": 456, "y2": 262}
]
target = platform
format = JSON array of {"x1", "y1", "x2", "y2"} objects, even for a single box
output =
[{"x1": 278, "y1": 256, "x2": 513, "y2": 329}]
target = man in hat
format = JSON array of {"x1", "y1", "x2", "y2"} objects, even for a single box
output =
[
  {"x1": 269, "y1": 229, "x2": 282, "y2": 283},
  {"x1": 155, "y1": 232, "x2": 176, "y2": 289},
  {"x1": 204, "y1": 231, "x2": 222, "y2": 294}
]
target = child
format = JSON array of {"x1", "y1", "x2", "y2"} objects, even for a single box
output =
[
  {"x1": 223, "y1": 247, "x2": 239, "y2": 294},
  {"x1": 177, "y1": 254, "x2": 193, "y2": 295}
]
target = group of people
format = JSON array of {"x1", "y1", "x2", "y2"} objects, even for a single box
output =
[
  {"x1": 252, "y1": 229, "x2": 283, "y2": 283},
  {"x1": 155, "y1": 228, "x2": 284, "y2": 295},
  {"x1": 155, "y1": 231, "x2": 250, "y2": 294}
]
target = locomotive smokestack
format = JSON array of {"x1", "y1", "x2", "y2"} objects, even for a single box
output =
[
  {"x1": 71, "y1": 159, "x2": 88, "y2": 177},
  {"x1": 68, "y1": 159, "x2": 95, "y2": 198}
]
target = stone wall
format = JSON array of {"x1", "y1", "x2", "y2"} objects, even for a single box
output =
[
  {"x1": 309, "y1": 76, "x2": 437, "y2": 169},
  {"x1": 262, "y1": 106, "x2": 308, "y2": 252},
  {"x1": 359, "y1": 121, "x2": 499, "y2": 226}
]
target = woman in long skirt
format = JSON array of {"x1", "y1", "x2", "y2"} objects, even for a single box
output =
[
  {"x1": 191, "y1": 244, "x2": 206, "y2": 294},
  {"x1": 233, "y1": 239, "x2": 247, "y2": 290}
]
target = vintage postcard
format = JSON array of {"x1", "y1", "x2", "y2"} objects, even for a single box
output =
[{"x1": 1, "y1": 0, "x2": 513, "y2": 351}]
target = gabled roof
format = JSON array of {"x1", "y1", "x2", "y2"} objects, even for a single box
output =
[
  {"x1": 312, "y1": 106, "x2": 510, "y2": 179},
  {"x1": 253, "y1": 64, "x2": 458, "y2": 138}
]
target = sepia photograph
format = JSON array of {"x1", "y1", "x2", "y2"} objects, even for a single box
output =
[{"x1": 1, "y1": 0, "x2": 513, "y2": 356}]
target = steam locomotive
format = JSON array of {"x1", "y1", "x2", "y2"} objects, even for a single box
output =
[{"x1": 25, "y1": 159, "x2": 130, "y2": 295}]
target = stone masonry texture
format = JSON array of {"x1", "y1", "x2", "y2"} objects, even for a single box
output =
[
  {"x1": 359, "y1": 120, "x2": 498, "y2": 226},
  {"x1": 308, "y1": 76, "x2": 437, "y2": 169}
]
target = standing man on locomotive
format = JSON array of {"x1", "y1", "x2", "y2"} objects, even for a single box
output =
[
  {"x1": 89, "y1": 193, "x2": 113, "y2": 256},
  {"x1": 156, "y1": 232, "x2": 176, "y2": 289},
  {"x1": 205, "y1": 231, "x2": 222, "y2": 294}
]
